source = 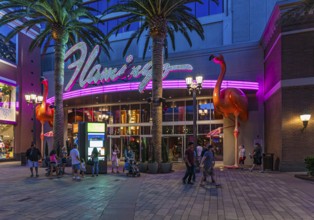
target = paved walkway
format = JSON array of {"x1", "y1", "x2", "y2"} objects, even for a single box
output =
[{"x1": 0, "y1": 161, "x2": 313, "y2": 220}]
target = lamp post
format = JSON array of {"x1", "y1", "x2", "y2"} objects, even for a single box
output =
[
  {"x1": 185, "y1": 75, "x2": 203, "y2": 147},
  {"x1": 25, "y1": 93, "x2": 43, "y2": 146}
]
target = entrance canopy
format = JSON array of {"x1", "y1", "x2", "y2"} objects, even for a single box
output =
[{"x1": 207, "y1": 127, "x2": 222, "y2": 138}]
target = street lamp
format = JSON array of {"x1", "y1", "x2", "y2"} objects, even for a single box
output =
[
  {"x1": 25, "y1": 93, "x2": 43, "y2": 145},
  {"x1": 185, "y1": 75, "x2": 203, "y2": 147}
]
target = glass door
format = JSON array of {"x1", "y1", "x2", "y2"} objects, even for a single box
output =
[{"x1": 162, "y1": 136, "x2": 185, "y2": 162}]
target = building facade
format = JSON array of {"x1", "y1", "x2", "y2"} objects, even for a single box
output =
[
  {"x1": 0, "y1": 22, "x2": 41, "y2": 161},
  {"x1": 1, "y1": 0, "x2": 312, "y2": 171}
]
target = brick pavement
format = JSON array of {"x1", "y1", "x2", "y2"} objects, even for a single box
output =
[{"x1": 0, "y1": 161, "x2": 313, "y2": 220}]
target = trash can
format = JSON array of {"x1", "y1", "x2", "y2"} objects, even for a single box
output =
[
  {"x1": 263, "y1": 153, "x2": 274, "y2": 171},
  {"x1": 21, "y1": 153, "x2": 27, "y2": 166}
]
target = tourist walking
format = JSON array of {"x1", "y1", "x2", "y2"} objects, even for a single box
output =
[
  {"x1": 200, "y1": 144, "x2": 216, "y2": 185},
  {"x1": 49, "y1": 149, "x2": 59, "y2": 176},
  {"x1": 25, "y1": 142, "x2": 41, "y2": 177},
  {"x1": 182, "y1": 142, "x2": 195, "y2": 184},
  {"x1": 80, "y1": 158, "x2": 86, "y2": 178},
  {"x1": 111, "y1": 144, "x2": 120, "y2": 173},
  {"x1": 70, "y1": 144, "x2": 81, "y2": 180},
  {"x1": 91, "y1": 147, "x2": 99, "y2": 177},
  {"x1": 238, "y1": 144, "x2": 246, "y2": 169},
  {"x1": 249, "y1": 143, "x2": 263, "y2": 172},
  {"x1": 61, "y1": 146, "x2": 68, "y2": 175}
]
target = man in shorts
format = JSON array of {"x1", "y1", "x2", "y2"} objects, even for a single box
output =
[
  {"x1": 70, "y1": 144, "x2": 81, "y2": 180},
  {"x1": 200, "y1": 144, "x2": 216, "y2": 186},
  {"x1": 25, "y1": 143, "x2": 41, "y2": 177}
]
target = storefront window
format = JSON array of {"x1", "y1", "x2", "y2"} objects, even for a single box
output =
[
  {"x1": 130, "y1": 104, "x2": 140, "y2": 124},
  {"x1": 140, "y1": 103, "x2": 150, "y2": 122},
  {"x1": 173, "y1": 101, "x2": 185, "y2": 121},
  {"x1": 111, "y1": 105, "x2": 120, "y2": 123},
  {"x1": 185, "y1": 100, "x2": 193, "y2": 121},
  {"x1": 141, "y1": 126, "x2": 151, "y2": 135},
  {"x1": 198, "y1": 124, "x2": 210, "y2": 135},
  {"x1": 121, "y1": 105, "x2": 129, "y2": 124},
  {"x1": 163, "y1": 101, "x2": 173, "y2": 122},
  {"x1": 174, "y1": 125, "x2": 185, "y2": 134},
  {"x1": 0, "y1": 25, "x2": 17, "y2": 64},
  {"x1": 0, "y1": 124, "x2": 14, "y2": 160},
  {"x1": 163, "y1": 126, "x2": 173, "y2": 134},
  {"x1": 0, "y1": 83, "x2": 16, "y2": 123}
]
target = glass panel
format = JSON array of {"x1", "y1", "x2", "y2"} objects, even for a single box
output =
[
  {"x1": 141, "y1": 126, "x2": 151, "y2": 135},
  {"x1": 140, "y1": 103, "x2": 150, "y2": 122},
  {"x1": 0, "y1": 25, "x2": 17, "y2": 64},
  {"x1": 185, "y1": 125, "x2": 193, "y2": 135},
  {"x1": 198, "y1": 102, "x2": 212, "y2": 120},
  {"x1": 198, "y1": 124, "x2": 209, "y2": 135},
  {"x1": 210, "y1": 0, "x2": 223, "y2": 15},
  {"x1": 173, "y1": 101, "x2": 185, "y2": 121},
  {"x1": 121, "y1": 104, "x2": 129, "y2": 124},
  {"x1": 185, "y1": 100, "x2": 193, "y2": 121},
  {"x1": 0, "y1": 124, "x2": 14, "y2": 159},
  {"x1": 111, "y1": 105, "x2": 120, "y2": 123},
  {"x1": 162, "y1": 126, "x2": 173, "y2": 135},
  {"x1": 186, "y1": 2, "x2": 196, "y2": 16},
  {"x1": 196, "y1": 0, "x2": 209, "y2": 17},
  {"x1": 129, "y1": 125, "x2": 139, "y2": 135},
  {"x1": 162, "y1": 101, "x2": 173, "y2": 122},
  {"x1": 130, "y1": 104, "x2": 140, "y2": 123},
  {"x1": 174, "y1": 125, "x2": 185, "y2": 134}
]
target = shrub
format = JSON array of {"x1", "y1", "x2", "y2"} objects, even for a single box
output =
[{"x1": 304, "y1": 156, "x2": 314, "y2": 176}]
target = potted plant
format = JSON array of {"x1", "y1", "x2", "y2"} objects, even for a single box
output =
[
  {"x1": 160, "y1": 139, "x2": 172, "y2": 173},
  {"x1": 305, "y1": 156, "x2": 314, "y2": 177},
  {"x1": 147, "y1": 144, "x2": 158, "y2": 174},
  {"x1": 138, "y1": 143, "x2": 148, "y2": 173}
]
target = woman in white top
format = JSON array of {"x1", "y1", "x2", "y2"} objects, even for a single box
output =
[
  {"x1": 111, "y1": 145, "x2": 120, "y2": 173},
  {"x1": 238, "y1": 145, "x2": 246, "y2": 168}
]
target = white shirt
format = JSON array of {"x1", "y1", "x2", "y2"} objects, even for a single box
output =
[
  {"x1": 239, "y1": 148, "x2": 246, "y2": 157},
  {"x1": 70, "y1": 148, "x2": 80, "y2": 165},
  {"x1": 196, "y1": 145, "x2": 203, "y2": 157}
]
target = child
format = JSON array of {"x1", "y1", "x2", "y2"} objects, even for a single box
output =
[
  {"x1": 80, "y1": 158, "x2": 86, "y2": 178},
  {"x1": 49, "y1": 149, "x2": 59, "y2": 176}
]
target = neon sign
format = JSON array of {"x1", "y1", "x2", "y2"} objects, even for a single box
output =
[{"x1": 64, "y1": 42, "x2": 193, "y2": 93}]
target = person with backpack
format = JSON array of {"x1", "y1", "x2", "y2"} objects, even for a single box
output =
[
  {"x1": 249, "y1": 143, "x2": 263, "y2": 172},
  {"x1": 25, "y1": 142, "x2": 41, "y2": 177},
  {"x1": 200, "y1": 144, "x2": 216, "y2": 186}
]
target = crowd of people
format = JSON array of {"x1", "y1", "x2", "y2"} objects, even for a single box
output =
[{"x1": 25, "y1": 140, "x2": 264, "y2": 183}]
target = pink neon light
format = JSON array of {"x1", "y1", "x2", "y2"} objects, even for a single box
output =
[{"x1": 47, "y1": 80, "x2": 259, "y2": 103}]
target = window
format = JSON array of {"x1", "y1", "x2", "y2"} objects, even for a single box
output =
[
  {"x1": 0, "y1": 25, "x2": 17, "y2": 64},
  {"x1": 187, "y1": 0, "x2": 224, "y2": 17}
]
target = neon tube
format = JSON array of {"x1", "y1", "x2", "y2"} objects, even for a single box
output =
[{"x1": 47, "y1": 80, "x2": 259, "y2": 103}]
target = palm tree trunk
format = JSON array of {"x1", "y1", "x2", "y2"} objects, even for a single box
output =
[
  {"x1": 152, "y1": 37, "x2": 164, "y2": 163},
  {"x1": 53, "y1": 41, "x2": 65, "y2": 152}
]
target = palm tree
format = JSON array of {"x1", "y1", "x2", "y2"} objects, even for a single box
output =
[
  {"x1": 0, "y1": 0, "x2": 110, "y2": 150},
  {"x1": 106, "y1": 0, "x2": 218, "y2": 163}
]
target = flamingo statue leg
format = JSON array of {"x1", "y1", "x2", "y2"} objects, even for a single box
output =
[
  {"x1": 233, "y1": 113, "x2": 239, "y2": 168},
  {"x1": 41, "y1": 123, "x2": 44, "y2": 160}
]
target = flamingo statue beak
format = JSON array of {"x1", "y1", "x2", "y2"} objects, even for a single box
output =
[{"x1": 209, "y1": 54, "x2": 215, "y2": 61}]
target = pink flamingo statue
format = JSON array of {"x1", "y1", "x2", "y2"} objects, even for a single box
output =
[{"x1": 209, "y1": 54, "x2": 248, "y2": 168}]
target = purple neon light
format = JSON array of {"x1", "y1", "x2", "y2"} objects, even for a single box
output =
[{"x1": 47, "y1": 80, "x2": 259, "y2": 103}]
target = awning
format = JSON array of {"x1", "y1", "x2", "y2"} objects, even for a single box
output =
[
  {"x1": 44, "y1": 131, "x2": 53, "y2": 137},
  {"x1": 207, "y1": 127, "x2": 222, "y2": 138}
]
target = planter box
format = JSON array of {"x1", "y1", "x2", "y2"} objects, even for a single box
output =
[
  {"x1": 138, "y1": 162, "x2": 148, "y2": 173},
  {"x1": 160, "y1": 162, "x2": 172, "y2": 173},
  {"x1": 147, "y1": 162, "x2": 158, "y2": 174}
]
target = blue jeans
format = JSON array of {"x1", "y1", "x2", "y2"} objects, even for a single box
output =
[
  {"x1": 92, "y1": 161, "x2": 99, "y2": 175},
  {"x1": 183, "y1": 163, "x2": 194, "y2": 183}
]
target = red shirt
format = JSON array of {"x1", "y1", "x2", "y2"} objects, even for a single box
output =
[{"x1": 185, "y1": 148, "x2": 194, "y2": 165}]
